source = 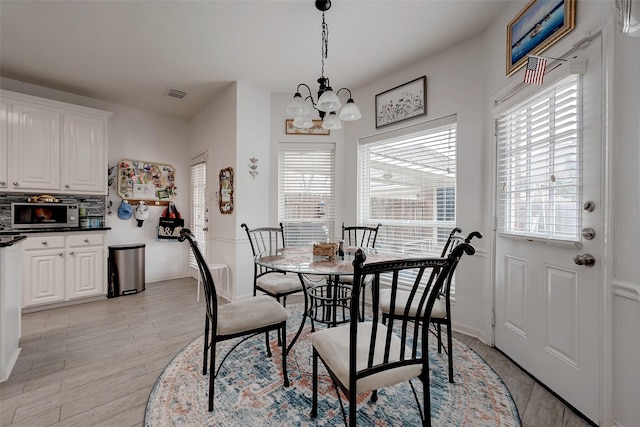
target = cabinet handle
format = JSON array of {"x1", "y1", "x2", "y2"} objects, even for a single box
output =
[
  {"x1": 42, "y1": 241, "x2": 48, "y2": 245},
  {"x1": 13, "y1": 181, "x2": 19, "y2": 186},
  {"x1": 65, "y1": 184, "x2": 70, "y2": 189},
  {"x1": 58, "y1": 252, "x2": 64, "y2": 257},
  {"x1": 0, "y1": 181, "x2": 5, "y2": 186},
  {"x1": 84, "y1": 239, "x2": 89, "y2": 243},
  {"x1": 69, "y1": 251, "x2": 74, "y2": 255}
]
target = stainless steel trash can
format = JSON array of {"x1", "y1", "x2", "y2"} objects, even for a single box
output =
[{"x1": 108, "y1": 244, "x2": 145, "y2": 297}]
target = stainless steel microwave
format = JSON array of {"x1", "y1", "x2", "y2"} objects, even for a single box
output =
[{"x1": 11, "y1": 202, "x2": 79, "y2": 229}]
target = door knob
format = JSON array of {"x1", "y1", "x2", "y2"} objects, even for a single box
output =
[
  {"x1": 574, "y1": 254, "x2": 595, "y2": 267},
  {"x1": 203, "y1": 227, "x2": 209, "y2": 232}
]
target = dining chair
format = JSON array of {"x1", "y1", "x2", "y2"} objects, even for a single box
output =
[
  {"x1": 179, "y1": 229, "x2": 290, "y2": 412},
  {"x1": 380, "y1": 228, "x2": 483, "y2": 383},
  {"x1": 338, "y1": 222, "x2": 382, "y2": 319},
  {"x1": 310, "y1": 243, "x2": 476, "y2": 426},
  {"x1": 241, "y1": 222, "x2": 303, "y2": 307}
]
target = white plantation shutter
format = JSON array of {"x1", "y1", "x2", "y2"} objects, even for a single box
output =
[
  {"x1": 279, "y1": 143, "x2": 335, "y2": 246},
  {"x1": 358, "y1": 117, "x2": 457, "y2": 256},
  {"x1": 496, "y1": 75, "x2": 581, "y2": 242},
  {"x1": 190, "y1": 162, "x2": 206, "y2": 268}
]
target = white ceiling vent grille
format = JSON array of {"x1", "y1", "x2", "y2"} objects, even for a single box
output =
[{"x1": 163, "y1": 87, "x2": 187, "y2": 99}]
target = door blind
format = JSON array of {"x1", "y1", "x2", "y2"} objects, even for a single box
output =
[
  {"x1": 190, "y1": 162, "x2": 206, "y2": 268},
  {"x1": 278, "y1": 143, "x2": 335, "y2": 246},
  {"x1": 358, "y1": 120, "x2": 457, "y2": 256},
  {"x1": 496, "y1": 75, "x2": 581, "y2": 242}
]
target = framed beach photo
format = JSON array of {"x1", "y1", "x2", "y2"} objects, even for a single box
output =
[
  {"x1": 375, "y1": 76, "x2": 426, "y2": 129},
  {"x1": 506, "y1": 0, "x2": 576, "y2": 76}
]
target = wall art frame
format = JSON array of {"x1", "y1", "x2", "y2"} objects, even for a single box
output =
[
  {"x1": 219, "y1": 167, "x2": 234, "y2": 214},
  {"x1": 506, "y1": 0, "x2": 576, "y2": 76},
  {"x1": 375, "y1": 76, "x2": 426, "y2": 129},
  {"x1": 285, "y1": 119, "x2": 330, "y2": 135}
]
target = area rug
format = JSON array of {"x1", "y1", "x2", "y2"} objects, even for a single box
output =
[{"x1": 145, "y1": 305, "x2": 521, "y2": 426}]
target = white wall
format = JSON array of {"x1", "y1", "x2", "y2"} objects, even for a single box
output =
[
  {"x1": 0, "y1": 77, "x2": 191, "y2": 283},
  {"x1": 341, "y1": 35, "x2": 492, "y2": 342},
  {"x1": 611, "y1": 23, "x2": 640, "y2": 427}
]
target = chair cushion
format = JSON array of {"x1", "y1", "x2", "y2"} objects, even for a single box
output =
[
  {"x1": 309, "y1": 322, "x2": 422, "y2": 393},
  {"x1": 217, "y1": 296, "x2": 288, "y2": 336},
  {"x1": 257, "y1": 272, "x2": 302, "y2": 295},
  {"x1": 379, "y1": 289, "x2": 447, "y2": 319}
]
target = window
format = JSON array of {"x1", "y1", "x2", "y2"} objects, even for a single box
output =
[
  {"x1": 358, "y1": 116, "x2": 457, "y2": 256},
  {"x1": 496, "y1": 75, "x2": 581, "y2": 242},
  {"x1": 278, "y1": 143, "x2": 335, "y2": 246},
  {"x1": 190, "y1": 160, "x2": 207, "y2": 268}
]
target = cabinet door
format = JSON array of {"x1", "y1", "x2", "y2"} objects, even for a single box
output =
[
  {"x1": 61, "y1": 113, "x2": 107, "y2": 194},
  {"x1": 10, "y1": 102, "x2": 61, "y2": 191},
  {"x1": 0, "y1": 100, "x2": 8, "y2": 190},
  {"x1": 22, "y1": 249, "x2": 65, "y2": 307},
  {"x1": 66, "y1": 245, "x2": 105, "y2": 299}
]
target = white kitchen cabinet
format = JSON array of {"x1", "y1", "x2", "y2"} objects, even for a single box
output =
[
  {"x1": 0, "y1": 99, "x2": 8, "y2": 190},
  {"x1": 66, "y1": 233, "x2": 105, "y2": 300},
  {"x1": 22, "y1": 232, "x2": 107, "y2": 309},
  {"x1": 0, "y1": 89, "x2": 111, "y2": 195},
  {"x1": 10, "y1": 100, "x2": 62, "y2": 192},
  {"x1": 22, "y1": 235, "x2": 66, "y2": 307},
  {"x1": 61, "y1": 112, "x2": 107, "y2": 194}
]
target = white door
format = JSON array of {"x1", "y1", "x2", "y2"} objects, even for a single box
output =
[
  {"x1": 190, "y1": 161, "x2": 207, "y2": 273},
  {"x1": 494, "y1": 39, "x2": 602, "y2": 423}
]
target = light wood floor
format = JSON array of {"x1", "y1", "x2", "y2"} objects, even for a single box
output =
[{"x1": 1, "y1": 277, "x2": 592, "y2": 426}]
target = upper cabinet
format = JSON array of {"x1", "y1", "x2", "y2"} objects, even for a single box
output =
[
  {"x1": 0, "y1": 99, "x2": 8, "y2": 190},
  {"x1": 0, "y1": 90, "x2": 112, "y2": 195}
]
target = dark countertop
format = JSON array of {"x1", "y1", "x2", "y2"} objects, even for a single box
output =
[
  {"x1": 0, "y1": 235, "x2": 27, "y2": 247},
  {"x1": 0, "y1": 227, "x2": 111, "y2": 236}
]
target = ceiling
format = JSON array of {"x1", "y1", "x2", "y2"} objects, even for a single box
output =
[{"x1": 0, "y1": 1, "x2": 508, "y2": 120}]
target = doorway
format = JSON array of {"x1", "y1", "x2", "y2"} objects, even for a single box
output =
[{"x1": 493, "y1": 38, "x2": 604, "y2": 424}]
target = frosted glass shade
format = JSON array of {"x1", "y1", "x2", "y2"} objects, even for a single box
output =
[
  {"x1": 317, "y1": 88, "x2": 341, "y2": 112},
  {"x1": 338, "y1": 99, "x2": 362, "y2": 121},
  {"x1": 322, "y1": 112, "x2": 342, "y2": 130},
  {"x1": 293, "y1": 115, "x2": 314, "y2": 129},
  {"x1": 286, "y1": 93, "x2": 310, "y2": 116}
]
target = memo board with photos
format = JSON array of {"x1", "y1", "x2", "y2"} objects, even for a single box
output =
[{"x1": 117, "y1": 159, "x2": 177, "y2": 205}]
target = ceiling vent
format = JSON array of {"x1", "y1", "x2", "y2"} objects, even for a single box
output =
[{"x1": 163, "y1": 87, "x2": 187, "y2": 99}]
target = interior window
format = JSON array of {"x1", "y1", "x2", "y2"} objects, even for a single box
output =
[
  {"x1": 278, "y1": 143, "x2": 336, "y2": 246},
  {"x1": 496, "y1": 75, "x2": 581, "y2": 242},
  {"x1": 358, "y1": 118, "x2": 457, "y2": 256}
]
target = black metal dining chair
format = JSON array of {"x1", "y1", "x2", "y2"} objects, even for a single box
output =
[
  {"x1": 380, "y1": 228, "x2": 482, "y2": 383},
  {"x1": 179, "y1": 229, "x2": 290, "y2": 412},
  {"x1": 310, "y1": 242, "x2": 476, "y2": 426},
  {"x1": 241, "y1": 222, "x2": 303, "y2": 307},
  {"x1": 337, "y1": 222, "x2": 382, "y2": 319}
]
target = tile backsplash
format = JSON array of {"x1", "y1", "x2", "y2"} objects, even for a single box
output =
[{"x1": 0, "y1": 193, "x2": 106, "y2": 231}]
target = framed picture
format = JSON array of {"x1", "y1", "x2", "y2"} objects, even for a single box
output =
[
  {"x1": 219, "y1": 167, "x2": 234, "y2": 214},
  {"x1": 507, "y1": 0, "x2": 576, "y2": 76},
  {"x1": 285, "y1": 119, "x2": 330, "y2": 135},
  {"x1": 375, "y1": 76, "x2": 426, "y2": 129}
]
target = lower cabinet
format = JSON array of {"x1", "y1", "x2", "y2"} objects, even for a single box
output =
[{"x1": 22, "y1": 232, "x2": 106, "y2": 309}]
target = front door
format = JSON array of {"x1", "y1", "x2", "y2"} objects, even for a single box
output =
[{"x1": 494, "y1": 38, "x2": 603, "y2": 424}]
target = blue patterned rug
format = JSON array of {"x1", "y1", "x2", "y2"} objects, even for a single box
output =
[{"x1": 145, "y1": 305, "x2": 520, "y2": 426}]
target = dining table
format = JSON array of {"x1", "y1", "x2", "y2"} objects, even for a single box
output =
[{"x1": 255, "y1": 246, "x2": 402, "y2": 354}]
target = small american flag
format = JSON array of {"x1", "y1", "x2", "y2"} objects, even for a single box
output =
[{"x1": 524, "y1": 57, "x2": 547, "y2": 85}]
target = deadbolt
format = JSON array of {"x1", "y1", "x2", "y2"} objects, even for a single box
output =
[
  {"x1": 574, "y1": 254, "x2": 596, "y2": 267},
  {"x1": 583, "y1": 201, "x2": 595, "y2": 212},
  {"x1": 581, "y1": 227, "x2": 595, "y2": 240}
]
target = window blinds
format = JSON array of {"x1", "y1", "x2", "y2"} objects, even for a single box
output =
[
  {"x1": 358, "y1": 120, "x2": 457, "y2": 256},
  {"x1": 496, "y1": 75, "x2": 581, "y2": 242},
  {"x1": 278, "y1": 143, "x2": 335, "y2": 247},
  {"x1": 190, "y1": 162, "x2": 206, "y2": 268}
]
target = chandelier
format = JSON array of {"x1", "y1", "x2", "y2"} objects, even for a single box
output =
[{"x1": 286, "y1": 0, "x2": 362, "y2": 130}]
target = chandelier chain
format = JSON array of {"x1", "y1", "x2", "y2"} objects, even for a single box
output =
[{"x1": 321, "y1": 11, "x2": 328, "y2": 79}]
